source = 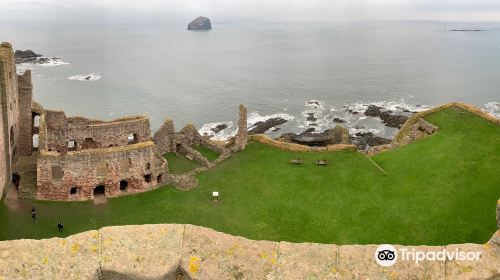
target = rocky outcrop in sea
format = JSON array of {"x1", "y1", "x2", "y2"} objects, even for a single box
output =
[
  {"x1": 364, "y1": 105, "x2": 409, "y2": 128},
  {"x1": 14, "y1": 50, "x2": 42, "y2": 64},
  {"x1": 188, "y1": 17, "x2": 212, "y2": 31}
]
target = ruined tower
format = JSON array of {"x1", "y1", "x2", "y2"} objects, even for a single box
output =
[{"x1": 235, "y1": 104, "x2": 248, "y2": 151}]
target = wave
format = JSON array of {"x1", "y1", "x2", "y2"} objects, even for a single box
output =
[
  {"x1": 68, "y1": 73, "x2": 102, "y2": 81},
  {"x1": 247, "y1": 112, "x2": 295, "y2": 129},
  {"x1": 198, "y1": 121, "x2": 236, "y2": 141},
  {"x1": 484, "y1": 102, "x2": 500, "y2": 118},
  {"x1": 37, "y1": 57, "x2": 69, "y2": 67}
]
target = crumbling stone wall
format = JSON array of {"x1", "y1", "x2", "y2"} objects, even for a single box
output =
[
  {"x1": 0, "y1": 57, "x2": 8, "y2": 198},
  {"x1": 44, "y1": 111, "x2": 151, "y2": 153},
  {"x1": 17, "y1": 70, "x2": 33, "y2": 156},
  {"x1": 175, "y1": 124, "x2": 202, "y2": 148},
  {"x1": 234, "y1": 104, "x2": 248, "y2": 151},
  {"x1": 36, "y1": 141, "x2": 164, "y2": 200},
  {"x1": 0, "y1": 42, "x2": 23, "y2": 197},
  {"x1": 153, "y1": 118, "x2": 175, "y2": 154}
]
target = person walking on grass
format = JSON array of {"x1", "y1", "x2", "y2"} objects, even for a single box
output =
[
  {"x1": 57, "y1": 221, "x2": 64, "y2": 232},
  {"x1": 31, "y1": 206, "x2": 36, "y2": 221}
]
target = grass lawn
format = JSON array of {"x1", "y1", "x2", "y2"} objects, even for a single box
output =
[
  {"x1": 163, "y1": 152, "x2": 202, "y2": 174},
  {"x1": 0, "y1": 108, "x2": 499, "y2": 245},
  {"x1": 193, "y1": 144, "x2": 220, "y2": 161}
]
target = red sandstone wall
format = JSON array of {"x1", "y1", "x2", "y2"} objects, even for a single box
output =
[
  {"x1": 44, "y1": 110, "x2": 152, "y2": 153},
  {"x1": 36, "y1": 142, "x2": 164, "y2": 201}
]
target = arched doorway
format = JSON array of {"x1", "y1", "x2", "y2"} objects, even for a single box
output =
[
  {"x1": 93, "y1": 185, "x2": 105, "y2": 196},
  {"x1": 11, "y1": 173, "x2": 20, "y2": 190}
]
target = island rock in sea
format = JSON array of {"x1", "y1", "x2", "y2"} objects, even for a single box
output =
[{"x1": 188, "y1": 16, "x2": 212, "y2": 31}]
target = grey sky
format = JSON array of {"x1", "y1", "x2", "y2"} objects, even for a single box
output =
[{"x1": 0, "y1": 0, "x2": 499, "y2": 24}]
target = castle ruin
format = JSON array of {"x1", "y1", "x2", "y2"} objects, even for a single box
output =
[{"x1": 0, "y1": 42, "x2": 244, "y2": 201}]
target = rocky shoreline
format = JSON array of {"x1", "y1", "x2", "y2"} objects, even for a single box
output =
[{"x1": 14, "y1": 49, "x2": 67, "y2": 67}]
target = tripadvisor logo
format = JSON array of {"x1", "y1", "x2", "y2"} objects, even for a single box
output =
[
  {"x1": 375, "y1": 244, "x2": 482, "y2": 266},
  {"x1": 375, "y1": 244, "x2": 397, "y2": 266}
]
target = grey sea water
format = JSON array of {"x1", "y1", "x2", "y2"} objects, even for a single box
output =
[{"x1": 2, "y1": 21, "x2": 500, "y2": 139}]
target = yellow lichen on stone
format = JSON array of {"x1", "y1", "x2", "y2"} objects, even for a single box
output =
[
  {"x1": 390, "y1": 271, "x2": 398, "y2": 280},
  {"x1": 226, "y1": 243, "x2": 240, "y2": 256},
  {"x1": 71, "y1": 243, "x2": 80, "y2": 255},
  {"x1": 60, "y1": 240, "x2": 67, "y2": 246},
  {"x1": 188, "y1": 256, "x2": 201, "y2": 273},
  {"x1": 41, "y1": 256, "x2": 49, "y2": 265},
  {"x1": 90, "y1": 245, "x2": 99, "y2": 253},
  {"x1": 460, "y1": 265, "x2": 473, "y2": 273}
]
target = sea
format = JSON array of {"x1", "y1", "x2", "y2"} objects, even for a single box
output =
[{"x1": 2, "y1": 21, "x2": 500, "y2": 140}]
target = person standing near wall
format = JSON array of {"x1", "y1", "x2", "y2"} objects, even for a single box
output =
[{"x1": 31, "y1": 206, "x2": 36, "y2": 221}]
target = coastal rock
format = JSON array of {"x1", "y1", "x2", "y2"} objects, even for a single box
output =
[
  {"x1": 14, "y1": 50, "x2": 42, "y2": 64},
  {"x1": 210, "y1": 124, "x2": 228, "y2": 134},
  {"x1": 364, "y1": 105, "x2": 383, "y2": 117},
  {"x1": 332, "y1": 117, "x2": 346, "y2": 123},
  {"x1": 306, "y1": 112, "x2": 317, "y2": 122},
  {"x1": 188, "y1": 16, "x2": 212, "y2": 31},
  {"x1": 352, "y1": 132, "x2": 391, "y2": 150},
  {"x1": 379, "y1": 112, "x2": 409, "y2": 128},
  {"x1": 276, "y1": 125, "x2": 350, "y2": 146},
  {"x1": 363, "y1": 105, "x2": 409, "y2": 128},
  {"x1": 248, "y1": 117, "x2": 288, "y2": 134}
]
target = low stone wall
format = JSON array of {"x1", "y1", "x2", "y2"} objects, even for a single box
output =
[
  {"x1": 1, "y1": 206, "x2": 499, "y2": 280},
  {"x1": 394, "y1": 102, "x2": 500, "y2": 143},
  {"x1": 178, "y1": 144, "x2": 212, "y2": 168},
  {"x1": 250, "y1": 134, "x2": 357, "y2": 152}
]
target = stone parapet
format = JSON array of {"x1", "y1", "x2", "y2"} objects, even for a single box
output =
[
  {"x1": 250, "y1": 134, "x2": 357, "y2": 152},
  {"x1": 1, "y1": 222, "x2": 499, "y2": 279}
]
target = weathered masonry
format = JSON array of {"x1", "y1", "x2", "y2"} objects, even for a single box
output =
[{"x1": 0, "y1": 42, "x2": 168, "y2": 201}]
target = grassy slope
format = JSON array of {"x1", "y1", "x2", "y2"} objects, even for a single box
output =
[
  {"x1": 192, "y1": 144, "x2": 220, "y2": 161},
  {"x1": 163, "y1": 152, "x2": 202, "y2": 174},
  {"x1": 0, "y1": 108, "x2": 498, "y2": 244}
]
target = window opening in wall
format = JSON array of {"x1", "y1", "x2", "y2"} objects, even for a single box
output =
[
  {"x1": 127, "y1": 133, "x2": 139, "y2": 144},
  {"x1": 144, "y1": 174, "x2": 151, "y2": 183},
  {"x1": 67, "y1": 140, "x2": 77, "y2": 151},
  {"x1": 119, "y1": 180, "x2": 128, "y2": 191},
  {"x1": 11, "y1": 173, "x2": 20, "y2": 190}
]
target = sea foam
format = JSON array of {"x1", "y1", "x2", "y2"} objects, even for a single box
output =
[{"x1": 68, "y1": 73, "x2": 102, "y2": 81}]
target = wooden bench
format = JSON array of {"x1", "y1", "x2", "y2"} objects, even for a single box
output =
[
  {"x1": 290, "y1": 159, "x2": 302, "y2": 165},
  {"x1": 185, "y1": 154, "x2": 194, "y2": 161},
  {"x1": 315, "y1": 160, "x2": 328, "y2": 166}
]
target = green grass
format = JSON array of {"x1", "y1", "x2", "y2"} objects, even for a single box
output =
[
  {"x1": 193, "y1": 144, "x2": 220, "y2": 161},
  {"x1": 0, "y1": 108, "x2": 499, "y2": 245},
  {"x1": 163, "y1": 152, "x2": 202, "y2": 174}
]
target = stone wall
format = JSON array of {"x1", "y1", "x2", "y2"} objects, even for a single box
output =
[
  {"x1": 250, "y1": 134, "x2": 357, "y2": 152},
  {"x1": 44, "y1": 111, "x2": 151, "y2": 153},
  {"x1": 0, "y1": 221, "x2": 499, "y2": 279},
  {"x1": 36, "y1": 141, "x2": 164, "y2": 200},
  {"x1": 0, "y1": 42, "x2": 25, "y2": 198},
  {"x1": 234, "y1": 104, "x2": 248, "y2": 151},
  {"x1": 175, "y1": 124, "x2": 202, "y2": 147},
  {"x1": 17, "y1": 70, "x2": 33, "y2": 156},
  {"x1": 0, "y1": 52, "x2": 8, "y2": 198},
  {"x1": 153, "y1": 118, "x2": 175, "y2": 154},
  {"x1": 394, "y1": 102, "x2": 500, "y2": 143}
]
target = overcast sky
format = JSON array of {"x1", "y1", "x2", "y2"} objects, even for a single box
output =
[{"x1": 0, "y1": 0, "x2": 499, "y2": 24}]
